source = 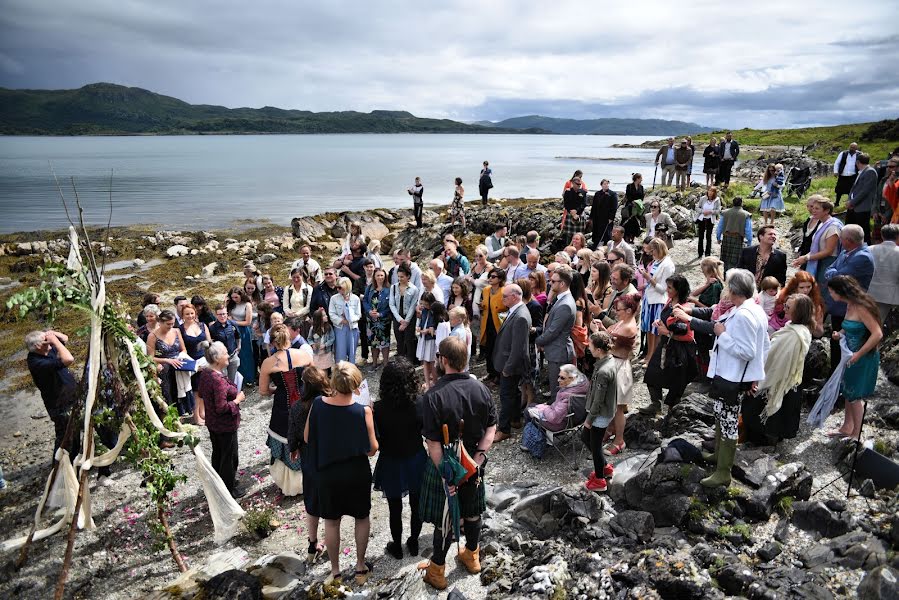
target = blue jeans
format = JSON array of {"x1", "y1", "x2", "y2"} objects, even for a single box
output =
[
  {"x1": 498, "y1": 374, "x2": 522, "y2": 434},
  {"x1": 333, "y1": 325, "x2": 358, "y2": 364}
]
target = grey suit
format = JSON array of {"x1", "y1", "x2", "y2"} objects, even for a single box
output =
[
  {"x1": 535, "y1": 291, "x2": 576, "y2": 402},
  {"x1": 493, "y1": 304, "x2": 533, "y2": 433}
]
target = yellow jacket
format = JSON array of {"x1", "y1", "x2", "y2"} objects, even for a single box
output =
[{"x1": 480, "y1": 285, "x2": 505, "y2": 344}]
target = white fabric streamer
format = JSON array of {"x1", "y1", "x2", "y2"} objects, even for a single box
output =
[
  {"x1": 807, "y1": 336, "x2": 853, "y2": 428},
  {"x1": 124, "y1": 338, "x2": 186, "y2": 440},
  {"x1": 192, "y1": 446, "x2": 245, "y2": 544}
]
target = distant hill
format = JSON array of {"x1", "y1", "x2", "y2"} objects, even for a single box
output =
[
  {"x1": 481, "y1": 115, "x2": 716, "y2": 135},
  {"x1": 0, "y1": 83, "x2": 543, "y2": 135}
]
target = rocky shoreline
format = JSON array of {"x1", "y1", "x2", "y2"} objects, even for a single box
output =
[{"x1": 1, "y1": 154, "x2": 898, "y2": 599}]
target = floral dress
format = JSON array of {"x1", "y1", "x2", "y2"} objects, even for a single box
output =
[
  {"x1": 450, "y1": 184, "x2": 465, "y2": 221},
  {"x1": 367, "y1": 289, "x2": 391, "y2": 350}
]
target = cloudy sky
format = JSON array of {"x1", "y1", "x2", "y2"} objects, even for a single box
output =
[{"x1": 1, "y1": 0, "x2": 896, "y2": 129}]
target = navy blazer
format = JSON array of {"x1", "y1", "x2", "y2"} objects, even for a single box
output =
[
  {"x1": 824, "y1": 245, "x2": 875, "y2": 316},
  {"x1": 717, "y1": 139, "x2": 740, "y2": 161}
]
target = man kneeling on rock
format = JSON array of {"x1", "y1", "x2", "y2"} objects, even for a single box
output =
[{"x1": 418, "y1": 337, "x2": 496, "y2": 589}]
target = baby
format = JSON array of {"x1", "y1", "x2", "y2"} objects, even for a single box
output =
[{"x1": 757, "y1": 276, "x2": 780, "y2": 317}]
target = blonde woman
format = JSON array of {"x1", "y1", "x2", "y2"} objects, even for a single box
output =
[
  {"x1": 419, "y1": 269, "x2": 444, "y2": 304},
  {"x1": 694, "y1": 186, "x2": 722, "y2": 258},
  {"x1": 304, "y1": 362, "x2": 378, "y2": 585},
  {"x1": 637, "y1": 238, "x2": 674, "y2": 365},
  {"x1": 328, "y1": 277, "x2": 361, "y2": 364}
]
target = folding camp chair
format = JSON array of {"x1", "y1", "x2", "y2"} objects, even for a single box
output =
[{"x1": 537, "y1": 394, "x2": 587, "y2": 470}]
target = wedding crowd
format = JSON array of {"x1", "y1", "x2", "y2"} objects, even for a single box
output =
[{"x1": 19, "y1": 148, "x2": 899, "y2": 587}]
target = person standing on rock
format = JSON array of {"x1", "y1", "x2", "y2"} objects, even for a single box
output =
[
  {"x1": 492, "y1": 284, "x2": 532, "y2": 442},
  {"x1": 715, "y1": 196, "x2": 753, "y2": 272},
  {"x1": 846, "y1": 153, "x2": 878, "y2": 244},
  {"x1": 702, "y1": 137, "x2": 720, "y2": 187},
  {"x1": 408, "y1": 176, "x2": 424, "y2": 228},
  {"x1": 674, "y1": 140, "x2": 692, "y2": 192},
  {"x1": 694, "y1": 186, "x2": 722, "y2": 258},
  {"x1": 622, "y1": 173, "x2": 645, "y2": 243},
  {"x1": 535, "y1": 266, "x2": 577, "y2": 402},
  {"x1": 583, "y1": 332, "x2": 618, "y2": 492},
  {"x1": 292, "y1": 245, "x2": 324, "y2": 285},
  {"x1": 478, "y1": 161, "x2": 493, "y2": 206},
  {"x1": 716, "y1": 132, "x2": 740, "y2": 189},
  {"x1": 418, "y1": 336, "x2": 496, "y2": 590},
  {"x1": 685, "y1": 136, "x2": 696, "y2": 187},
  {"x1": 449, "y1": 177, "x2": 467, "y2": 233},
  {"x1": 655, "y1": 137, "x2": 677, "y2": 187},
  {"x1": 833, "y1": 142, "x2": 859, "y2": 206},
  {"x1": 589, "y1": 179, "x2": 618, "y2": 248},
  {"x1": 702, "y1": 269, "x2": 769, "y2": 488}
]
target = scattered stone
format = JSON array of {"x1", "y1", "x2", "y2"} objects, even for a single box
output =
[
  {"x1": 610, "y1": 510, "x2": 655, "y2": 542},
  {"x1": 201, "y1": 263, "x2": 218, "y2": 278},
  {"x1": 166, "y1": 244, "x2": 190, "y2": 258},
  {"x1": 132, "y1": 258, "x2": 145, "y2": 267},
  {"x1": 857, "y1": 566, "x2": 899, "y2": 600},
  {"x1": 757, "y1": 542, "x2": 783, "y2": 562},
  {"x1": 246, "y1": 552, "x2": 306, "y2": 598},
  {"x1": 791, "y1": 501, "x2": 855, "y2": 539},
  {"x1": 202, "y1": 570, "x2": 261, "y2": 600},
  {"x1": 255, "y1": 253, "x2": 277, "y2": 265}
]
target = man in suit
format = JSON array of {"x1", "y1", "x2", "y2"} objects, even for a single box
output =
[
  {"x1": 655, "y1": 137, "x2": 677, "y2": 186},
  {"x1": 716, "y1": 132, "x2": 740, "y2": 189},
  {"x1": 736, "y1": 225, "x2": 787, "y2": 286},
  {"x1": 535, "y1": 267, "x2": 576, "y2": 403},
  {"x1": 824, "y1": 224, "x2": 875, "y2": 373},
  {"x1": 833, "y1": 142, "x2": 859, "y2": 206},
  {"x1": 846, "y1": 153, "x2": 878, "y2": 244},
  {"x1": 492, "y1": 284, "x2": 533, "y2": 442},
  {"x1": 868, "y1": 224, "x2": 899, "y2": 324}
]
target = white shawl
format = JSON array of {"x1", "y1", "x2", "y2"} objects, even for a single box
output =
[{"x1": 758, "y1": 323, "x2": 811, "y2": 422}]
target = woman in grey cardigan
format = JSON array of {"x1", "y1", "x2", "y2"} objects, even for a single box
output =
[
  {"x1": 389, "y1": 263, "x2": 419, "y2": 361},
  {"x1": 584, "y1": 332, "x2": 617, "y2": 493},
  {"x1": 645, "y1": 201, "x2": 677, "y2": 249}
]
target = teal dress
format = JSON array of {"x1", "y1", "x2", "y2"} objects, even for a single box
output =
[{"x1": 841, "y1": 320, "x2": 879, "y2": 400}]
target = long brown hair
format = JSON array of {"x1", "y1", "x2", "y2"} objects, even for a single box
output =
[
  {"x1": 827, "y1": 275, "x2": 880, "y2": 322},
  {"x1": 777, "y1": 271, "x2": 823, "y2": 314},
  {"x1": 226, "y1": 286, "x2": 251, "y2": 312}
]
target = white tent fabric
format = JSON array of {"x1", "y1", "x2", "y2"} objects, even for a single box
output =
[{"x1": 192, "y1": 446, "x2": 246, "y2": 544}]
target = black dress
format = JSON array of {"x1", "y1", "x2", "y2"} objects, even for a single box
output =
[
  {"x1": 372, "y1": 399, "x2": 426, "y2": 499},
  {"x1": 622, "y1": 184, "x2": 644, "y2": 242},
  {"x1": 702, "y1": 145, "x2": 720, "y2": 174},
  {"x1": 643, "y1": 303, "x2": 699, "y2": 404},
  {"x1": 266, "y1": 352, "x2": 305, "y2": 494},
  {"x1": 306, "y1": 396, "x2": 372, "y2": 519}
]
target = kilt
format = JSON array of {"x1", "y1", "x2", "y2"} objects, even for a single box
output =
[
  {"x1": 561, "y1": 212, "x2": 586, "y2": 244},
  {"x1": 720, "y1": 235, "x2": 743, "y2": 271},
  {"x1": 419, "y1": 459, "x2": 486, "y2": 524}
]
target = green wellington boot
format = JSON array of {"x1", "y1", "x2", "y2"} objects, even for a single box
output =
[
  {"x1": 700, "y1": 438, "x2": 736, "y2": 488},
  {"x1": 701, "y1": 423, "x2": 721, "y2": 463}
]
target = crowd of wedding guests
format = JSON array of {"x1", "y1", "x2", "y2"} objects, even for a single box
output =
[{"x1": 22, "y1": 149, "x2": 897, "y2": 587}]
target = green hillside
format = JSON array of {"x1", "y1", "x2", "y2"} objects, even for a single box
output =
[
  {"x1": 489, "y1": 114, "x2": 715, "y2": 135},
  {"x1": 0, "y1": 83, "x2": 542, "y2": 135}
]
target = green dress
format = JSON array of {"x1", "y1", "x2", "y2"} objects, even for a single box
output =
[{"x1": 841, "y1": 319, "x2": 879, "y2": 400}]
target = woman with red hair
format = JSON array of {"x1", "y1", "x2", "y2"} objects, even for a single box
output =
[{"x1": 768, "y1": 271, "x2": 824, "y2": 337}]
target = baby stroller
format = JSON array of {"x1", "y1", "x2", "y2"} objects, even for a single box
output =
[{"x1": 784, "y1": 166, "x2": 812, "y2": 199}]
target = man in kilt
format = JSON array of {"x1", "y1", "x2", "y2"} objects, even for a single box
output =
[
  {"x1": 418, "y1": 336, "x2": 497, "y2": 590},
  {"x1": 561, "y1": 208, "x2": 588, "y2": 246},
  {"x1": 716, "y1": 196, "x2": 753, "y2": 272}
]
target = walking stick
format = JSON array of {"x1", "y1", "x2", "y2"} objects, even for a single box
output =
[{"x1": 652, "y1": 163, "x2": 658, "y2": 191}]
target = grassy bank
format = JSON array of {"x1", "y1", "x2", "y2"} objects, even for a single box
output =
[{"x1": 694, "y1": 121, "x2": 899, "y2": 162}]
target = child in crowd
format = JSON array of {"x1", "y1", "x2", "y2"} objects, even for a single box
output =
[
  {"x1": 308, "y1": 309, "x2": 335, "y2": 375},
  {"x1": 264, "y1": 311, "x2": 285, "y2": 356},
  {"x1": 689, "y1": 257, "x2": 725, "y2": 308},
  {"x1": 415, "y1": 293, "x2": 438, "y2": 388},
  {"x1": 758, "y1": 276, "x2": 780, "y2": 318}
]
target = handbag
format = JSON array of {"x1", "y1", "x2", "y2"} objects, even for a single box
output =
[{"x1": 710, "y1": 361, "x2": 749, "y2": 406}]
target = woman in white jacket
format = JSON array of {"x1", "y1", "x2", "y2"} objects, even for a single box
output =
[
  {"x1": 637, "y1": 238, "x2": 675, "y2": 365},
  {"x1": 693, "y1": 186, "x2": 722, "y2": 258},
  {"x1": 329, "y1": 278, "x2": 362, "y2": 364}
]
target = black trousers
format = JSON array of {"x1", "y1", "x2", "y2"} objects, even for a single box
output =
[
  {"x1": 846, "y1": 209, "x2": 871, "y2": 244},
  {"x1": 498, "y1": 374, "x2": 522, "y2": 433},
  {"x1": 829, "y1": 314, "x2": 844, "y2": 375},
  {"x1": 413, "y1": 202, "x2": 423, "y2": 227},
  {"x1": 393, "y1": 318, "x2": 418, "y2": 362},
  {"x1": 387, "y1": 493, "x2": 421, "y2": 546},
  {"x1": 209, "y1": 430, "x2": 239, "y2": 493},
  {"x1": 590, "y1": 426, "x2": 608, "y2": 476},
  {"x1": 717, "y1": 160, "x2": 734, "y2": 185},
  {"x1": 358, "y1": 311, "x2": 369, "y2": 360},
  {"x1": 834, "y1": 174, "x2": 857, "y2": 204},
  {"x1": 481, "y1": 318, "x2": 498, "y2": 378},
  {"x1": 479, "y1": 186, "x2": 489, "y2": 205},
  {"x1": 697, "y1": 219, "x2": 714, "y2": 256}
]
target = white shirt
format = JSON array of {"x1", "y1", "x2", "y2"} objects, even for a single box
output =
[
  {"x1": 708, "y1": 301, "x2": 770, "y2": 383},
  {"x1": 436, "y1": 273, "x2": 453, "y2": 301},
  {"x1": 723, "y1": 141, "x2": 734, "y2": 160},
  {"x1": 606, "y1": 240, "x2": 636, "y2": 266},
  {"x1": 291, "y1": 258, "x2": 324, "y2": 284},
  {"x1": 505, "y1": 261, "x2": 528, "y2": 282},
  {"x1": 833, "y1": 151, "x2": 858, "y2": 176}
]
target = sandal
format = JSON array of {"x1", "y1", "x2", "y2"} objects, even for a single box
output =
[
  {"x1": 354, "y1": 561, "x2": 374, "y2": 585},
  {"x1": 606, "y1": 443, "x2": 626, "y2": 456},
  {"x1": 825, "y1": 430, "x2": 851, "y2": 438},
  {"x1": 307, "y1": 540, "x2": 326, "y2": 563}
]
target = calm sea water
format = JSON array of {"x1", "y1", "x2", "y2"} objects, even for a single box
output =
[{"x1": 0, "y1": 134, "x2": 659, "y2": 234}]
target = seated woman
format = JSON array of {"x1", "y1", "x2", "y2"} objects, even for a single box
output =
[{"x1": 527, "y1": 364, "x2": 589, "y2": 431}]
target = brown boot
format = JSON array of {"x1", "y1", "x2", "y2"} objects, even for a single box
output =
[
  {"x1": 419, "y1": 561, "x2": 447, "y2": 590},
  {"x1": 457, "y1": 546, "x2": 481, "y2": 574}
]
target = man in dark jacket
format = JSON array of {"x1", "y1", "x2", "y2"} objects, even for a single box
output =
[
  {"x1": 846, "y1": 153, "x2": 878, "y2": 244},
  {"x1": 588, "y1": 179, "x2": 618, "y2": 248},
  {"x1": 309, "y1": 267, "x2": 339, "y2": 315},
  {"x1": 736, "y1": 225, "x2": 787, "y2": 286},
  {"x1": 716, "y1": 132, "x2": 740, "y2": 188},
  {"x1": 492, "y1": 284, "x2": 532, "y2": 441}
]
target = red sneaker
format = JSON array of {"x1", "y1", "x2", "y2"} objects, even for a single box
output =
[
  {"x1": 585, "y1": 476, "x2": 608, "y2": 492},
  {"x1": 589, "y1": 464, "x2": 615, "y2": 479}
]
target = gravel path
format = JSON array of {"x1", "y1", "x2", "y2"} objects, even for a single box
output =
[{"x1": 0, "y1": 213, "x2": 895, "y2": 599}]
